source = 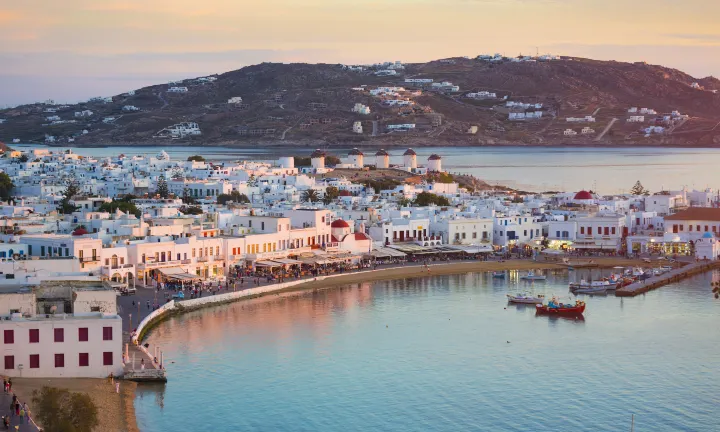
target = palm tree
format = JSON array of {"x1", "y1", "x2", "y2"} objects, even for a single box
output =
[{"x1": 301, "y1": 189, "x2": 320, "y2": 203}]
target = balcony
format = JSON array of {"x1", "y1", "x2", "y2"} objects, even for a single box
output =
[{"x1": 80, "y1": 256, "x2": 100, "y2": 263}]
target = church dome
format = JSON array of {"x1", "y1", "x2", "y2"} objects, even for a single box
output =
[{"x1": 574, "y1": 190, "x2": 593, "y2": 200}]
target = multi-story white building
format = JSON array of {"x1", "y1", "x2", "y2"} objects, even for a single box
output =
[
  {"x1": 0, "y1": 279, "x2": 123, "y2": 378},
  {"x1": 572, "y1": 214, "x2": 626, "y2": 251}
]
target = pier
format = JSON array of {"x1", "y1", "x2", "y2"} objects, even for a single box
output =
[
  {"x1": 615, "y1": 261, "x2": 720, "y2": 297},
  {"x1": 122, "y1": 332, "x2": 167, "y2": 382}
]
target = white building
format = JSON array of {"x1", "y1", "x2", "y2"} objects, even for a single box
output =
[
  {"x1": 564, "y1": 129, "x2": 578, "y2": 136},
  {"x1": 0, "y1": 280, "x2": 123, "y2": 378},
  {"x1": 627, "y1": 116, "x2": 645, "y2": 123},
  {"x1": 347, "y1": 148, "x2": 364, "y2": 167},
  {"x1": 375, "y1": 150, "x2": 389, "y2": 169},
  {"x1": 123, "y1": 105, "x2": 140, "y2": 112},
  {"x1": 310, "y1": 149, "x2": 326, "y2": 170},
  {"x1": 74, "y1": 110, "x2": 93, "y2": 118},
  {"x1": 353, "y1": 121, "x2": 363, "y2": 134},
  {"x1": 427, "y1": 154, "x2": 442, "y2": 172},
  {"x1": 573, "y1": 214, "x2": 626, "y2": 251},
  {"x1": 403, "y1": 148, "x2": 417, "y2": 170},
  {"x1": 228, "y1": 97, "x2": 243, "y2": 104},
  {"x1": 581, "y1": 127, "x2": 595, "y2": 135},
  {"x1": 352, "y1": 103, "x2": 371, "y2": 115},
  {"x1": 167, "y1": 87, "x2": 189, "y2": 93}
]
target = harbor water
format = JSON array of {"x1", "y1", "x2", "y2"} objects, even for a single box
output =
[
  {"x1": 13, "y1": 144, "x2": 720, "y2": 194},
  {"x1": 135, "y1": 270, "x2": 720, "y2": 431}
]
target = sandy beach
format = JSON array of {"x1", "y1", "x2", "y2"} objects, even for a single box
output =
[{"x1": 9, "y1": 377, "x2": 138, "y2": 432}]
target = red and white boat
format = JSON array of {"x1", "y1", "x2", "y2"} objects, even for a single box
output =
[{"x1": 536, "y1": 298, "x2": 586, "y2": 315}]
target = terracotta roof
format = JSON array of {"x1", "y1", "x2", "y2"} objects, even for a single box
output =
[
  {"x1": 72, "y1": 228, "x2": 89, "y2": 236},
  {"x1": 331, "y1": 219, "x2": 350, "y2": 228},
  {"x1": 665, "y1": 208, "x2": 720, "y2": 221},
  {"x1": 574, "y1": 190, "x2": 593, "y2": 200},
  {"x1": 354, "y1": 232, "x2": 370, "y2": 241}
]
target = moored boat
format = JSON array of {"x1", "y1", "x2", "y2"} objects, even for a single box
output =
[
  {"x1": 520, "y1": 271, "x2": 547, "y2": 281},
  {"x1": 507, "y1": 293, "x2": 545, "y2": 304},
  {"x1": 536, "y1": 298, "x2": 586, "y2": 315},
  {"x1": 492, "y1": 271, "x2": 506, "y2": 279},
  {"x1": 573, "y1": 286, "x2": 607, "y2": 294},
  {"x1": 569, "y1": 279, "x2": 618, "y2": 291}
]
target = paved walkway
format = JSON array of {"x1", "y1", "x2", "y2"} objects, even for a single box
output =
[{"x1": 0, "y1": 386, "x2": 39, "y2": 431}]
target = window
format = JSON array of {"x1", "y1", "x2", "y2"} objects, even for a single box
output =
[
  {"x1": 580, "y1": 227, "x2": 585, "y2": 234},
  {"x1": 556, "y1": 231, "x2": 560, "y2": 238},
  {"x1": 55, "y1": 353, "x2": 65, "y2": 368},
  {"x1": 612, "y1": 227, "x2": 616, "y2": 235},
  {"x1": 604, "y1": 227, "x2": 609, "y2": 236},
  {"x1": 79, "y1": 353, "x2": 89, "y2": 367},
  {"x1": 705, "y1": 226, "x2": 709, "y2": 232},
  {"x1": 673, "y1": 224, "x2": 678, "y2": 233},
  {"x1": 54, "y1": 328, "x2": 64, "y2": 342},
  {"x1": 29, "y1": 329, "x2": 39, "y2": 343},
  {"x1": 3, "y1": 330, "x2": 13, "y2": 344},
  {"x1": 29, "y1": 354, "x2": 39, "y2": 369},
  {"x1": 78, "y1": 327, "x2": 88, "y2": 342},
  {"x1": 597, "y1": 227, "x2": 602, "y2": 235},
  {"x1": 689, "y1": 225, "x2": 693, "y2": 232},
  {"x1": 472, "y1": 232, "x2": 477, "y2": 239},
  {"x1": 103, "y1": 327, "x2": 113, "y2": 341},
  {"x1": 216, "y1": 246, "x2": 220, "y2": 256},
  {"x1": 697, "y1": 225, "x2": 701, "y2": 232},
  {"x1": 4, "y1": 356, "x2": 14, "y2": 370},
  {"x1": 103, "y1": 352, "x2": 113, "y2": 366}
]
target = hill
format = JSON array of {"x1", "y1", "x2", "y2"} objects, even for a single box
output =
[{"x1": 2, "y1": 56, "x2": 720, "y2": 148}]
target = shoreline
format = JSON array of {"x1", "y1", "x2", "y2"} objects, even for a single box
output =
[
  {"x1": 23, "y1": 141, "x2": 720, "y2": 150},
  {"x1": 137, "y1": 257, "x2": 648, "y2": 342}
]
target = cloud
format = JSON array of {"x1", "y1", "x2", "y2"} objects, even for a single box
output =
[{"x1": 0, "y1": 10, "x2": 21, "y2": 23}]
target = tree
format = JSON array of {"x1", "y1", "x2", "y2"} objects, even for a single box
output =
[
  {"x1": 99, "y1": 199, "x2": 141, "y2": 217},
  {"x1": 179, "y1": 205, "x2": 203, "y2": 215},
  {"x1": 398, "y1": 197, "x2": 412, "y2": 207},
  {"x1": 630, "y1": 181, "x2": 649, "y2": 196},
  {"x1": 0, "y1": 172, "x2": 14, "y2": 201},
  {"x1": 187, "y1": 155, "x2": 205, "y2": 162},
  {"x1": 293, "y1": 156, "x2": 311, "y2": 167},
  {"x1": 32, "y1": 386, "x2": 99, "y2": 432},
  {"x1": 301, "y1": 189, "x2": 320, "y2": 203},
  {"x1": 170, "y1": 167, "x2": 185, "y2": 180},
  {"x1": 17, "y1": 154, "x2": 29, "y2": 163},
  {"x1": 325, "y1": 155, "x2": 341, "y2": 166},
  {"x1": 413, "y1": 192, "x2": 451, "y2": 207},
  {"x1": 247, "y1": 174, "x2": 258, "y2": 187},
  {"x1": 181, "y1": 187, "x2": 196, "y2": 205},
  {"x1": 322, "y1": 186, "x2": 339, "y2": 205},
  {"x1": 217, "y1": 191, "x2": 249, "y2": 205},
  {"x1": 155, "y1": 175, "x2": 169, "y2": 198},
  {"x1": 58, "y1": 175, "x2": 80, "y2": 214}
]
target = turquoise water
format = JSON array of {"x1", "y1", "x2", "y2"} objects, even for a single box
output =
[
  {"x1": 135, "y1": 270, "x2": 720, "y2": 431},
  {"x1": 14, "y1": 144, "x2": 720, "y2": 193}
]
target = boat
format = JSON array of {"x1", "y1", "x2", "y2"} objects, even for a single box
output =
[
  {"x1": 569, "y1": 279, "x2": 618, "y2": 291},
  {"x1": 507, "y1": 293, "x2": 545, "y2": 304},
  {"x1": 573, "y1": 286, "x2": 607, "y2": 294},
  {"x1": 492, "y1": 271, "x2": 506, "y2": 279},
  {"x1": 520, "y1": 271, "x2": 547, "y2": 281},
  {"x1": 536, "y1": 298, "x2": 586, "y2": 315}
]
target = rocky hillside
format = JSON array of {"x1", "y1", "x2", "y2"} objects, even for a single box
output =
[{"x1": 2, "y1": 57, "x2": 720, "y2": 148}]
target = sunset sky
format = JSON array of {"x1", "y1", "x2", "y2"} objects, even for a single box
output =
[{"x1": 2, "y1": 0, "x2": 720, "y2": 105}]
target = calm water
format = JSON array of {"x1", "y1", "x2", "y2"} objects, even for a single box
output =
[
  {"x1": 14, "y1": 144, "x2": 720, "y2": 193},
  {"x1": 135, "y1": 270, "x2": 720, "y2": 432}
]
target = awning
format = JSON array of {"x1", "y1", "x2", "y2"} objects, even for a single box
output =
[
  {"x1": 272, "y1": 258, "x2": 303, "y2": 265},
  {"x1": 157, "y1": 267, "x2": 201, "y2": 281},
  {"x1": 443, "y1": 245, "x2": 494, "y2": 253},
  {"x1": 255, "y1": 260, "x2": 282, "y2": 267}
]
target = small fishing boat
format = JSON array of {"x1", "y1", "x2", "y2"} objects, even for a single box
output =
[
  {"x1": 573, "y1": 286, "x2": 607, "y2": 295},
  {"x1": 507, "y1": 293, "x2": 545, "y2": 304},
  {"x1": 520, "y1": 271, "x2": 547, "y2": 281},
  {"x1": 536, "y1": 298, "x2": 586, "y2": 315},
  {"x1": 492, "y1": 271, "x2": 506, "y2": 279},
  {"x1": 569, "y1": 279, "x2": 618, "y2": 291}
]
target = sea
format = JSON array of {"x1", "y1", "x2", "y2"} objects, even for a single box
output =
[
  {"x1": 135, "y1": 269, "x2": 720, "y2": 432},
  {"x1": 12, "y1": 144, "x2": 720, "y2": 194}
]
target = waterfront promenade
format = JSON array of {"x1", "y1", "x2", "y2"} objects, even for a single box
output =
[
  {"x1": 616, "y1": 260, "x2": 720, "y2": 296},
  {"x1": 0, "y1": 385, "x2": 39, "y2": 432}
]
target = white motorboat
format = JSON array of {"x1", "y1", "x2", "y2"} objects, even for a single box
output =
[
  {"x1": 507, "y1": 293, "x2": 545, "y2": 304},
  {"x1": 573, "y1": 285, "x2": 608, "y2": 294},
  {"x1": 492, "y1": 271, "x2": 506, "y2": 279},
  {"x1": 520, "y1": 271, "x2": 547, "y2": 281},
  {"x1": 569, "y1": 279, "x2": 618, "y2": 291}
]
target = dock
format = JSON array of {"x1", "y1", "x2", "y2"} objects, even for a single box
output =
[
  {"x1": 615, "y1": 261, "x2": 720, "y2": 297},
  {"x1": 122, "y1": 332, "x2": 167, "y2": 382}
]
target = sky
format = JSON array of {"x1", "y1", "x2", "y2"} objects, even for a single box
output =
[{"x1": 2, "y1": 0, "x2": 720, "y2": 106}]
